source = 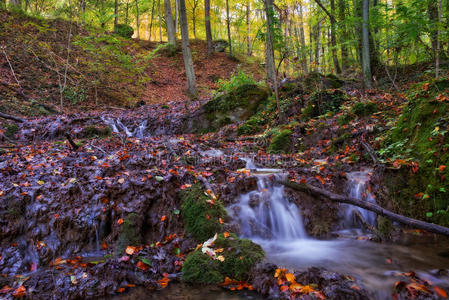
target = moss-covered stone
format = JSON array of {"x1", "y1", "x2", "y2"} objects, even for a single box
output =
[
  {"x1": 302, "y1": 89, "x2": 346, "y2": 119},
  {"x1": 81, "y1": 125, "x2": 111, "y2": 138},
  {"x1": 4, "y1": 123, "x2": 19, "y2": 139},
  {"x1": 268, "y1": 129, "x2": 292, "y2": 154},
  {"x1": 381, "y1": 79, "x2": 449, "y2": 225},
  {"x1": 115, "y1": 213, "x2": 142, "y2": 254},
  {"x1": 351, "y1": 102, "x2": 378, "y2": 117},
  {"x1": 114, "y1": 24, "x2": 134, "y2": 38},
  {"x1": 303, "y1": 72, "x2": 343, "y2": 91},
  {"x1": 180, "y1": 184, "x2": 227, "y2": 242},
  {"x1": 181, "y1": 233, "x2": 265, "y2": 283}
]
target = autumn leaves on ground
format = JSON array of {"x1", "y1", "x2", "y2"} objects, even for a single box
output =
[{"x1": 1, "y1": 7, "x2": 449, "y2": 300}]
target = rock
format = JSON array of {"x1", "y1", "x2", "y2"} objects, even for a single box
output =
[{"x1": 213, "y1": 39, "x2": 228, "y2": 52}]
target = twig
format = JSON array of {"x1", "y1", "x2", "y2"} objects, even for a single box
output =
[
  {"x1": 65, "y1": 133, "x2": 80, "y2": 151},
  {"x1": 0, "y1": 112, "x2": 25, "y2": 123},
  {"x1": 361, "y1": 141, "x2": 378, "y2": 164},
  {"x1": 1, "y1": 44, "x2": 21, "y2": 88}
]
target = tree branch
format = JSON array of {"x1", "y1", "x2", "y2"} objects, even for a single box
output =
[
  {"x1": 313, "y1": 0, "x2": 337, "y2": 23},
  {"x1": 0, "y1": 112, "x2": 25, "y2": 123},
  {"x1": 279, "y1": 180, "x2": 449, "y2": 237}
]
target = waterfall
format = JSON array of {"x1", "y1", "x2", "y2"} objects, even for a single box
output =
[
  {"x1": 101, "y1": 117, "x2": 148, "y2": 139},
  {"x1": 228, "y1": 160, "x2": 307, "y2": 240},
  {"x1": 342, "y1": 169, "x2": 377, "y2": 228}
]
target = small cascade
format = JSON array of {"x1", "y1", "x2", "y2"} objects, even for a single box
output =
[
  {"x1": 228, "y1": 160, "x2": 307, "y2": 240},
  {"x1": 342, "y1": 169, "x2": 377, "y2": 228},
  {"x1": 101, "y1": 117, "x2": 148, "y2": 139}
]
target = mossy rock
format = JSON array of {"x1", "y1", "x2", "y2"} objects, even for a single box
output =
[
  {"x1": 115, "y1": 213, "x2": 142, "y2": 254},
  {"x1": 303, "y1": 72, "x2": 343, "y2": 91},
  {"x1": 268, "y1": 129, "x2": 292, "y2": 154},
  {"x1": 184, "y1": 84, "x2": 269, "y2": 133},
  {"x1": 81, "y1": 125, "x2": 111, "y2": 138},
  {"x1": 114, "y1": 24, "x2": 134, "y2": 39},
  {"x1": 180, "y1": 184, "x2": 227, "y2": 242},
  {"x1": 181, "y1": 233, "x2": 264, "y2": 283},
  {"x1": 4, "y1": 123, "x2": 19, "y2": 139},
  {"x1": 381, "y1": 79, "x2": 449, "y2": 225},
  {"x1": 351, "y1": 102, "x2": 378, "y2": 117},
  {"x1": 302, "y1": 89, "x2": 346, "y2": 119}
]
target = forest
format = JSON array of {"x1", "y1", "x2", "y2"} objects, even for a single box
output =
[{"x1": 0, "y1": 0, "x2": 449, "y2": 299}]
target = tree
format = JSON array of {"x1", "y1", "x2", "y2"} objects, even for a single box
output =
[
  {"x1": 337, "y1": 0, "x2": 349, "y2": 72},
  {"x1": 225, "y1": 0, "x2": 232, "y2": 56},
  {"x1": 164, "y1": 0, "x2": 176, "y2": 46},
  {"x1": 114, "y1": 0, "x2": 118, "y2": 27},
  {"x1": 190, "y1": 0, "x2": 200, "y2": 39},
  {"x1": 246, "y1": 1, "x2": 252, "y2": 56},
  {"x1": 205, "y1": 0, "x2": 213, "y2": 56},
  {"x1": 135, "y1": 0, "x2": 140, "y2": 39},
  {"x1": 362, "y1": 0, "x2": 372, "y2": 88},
  {"x1": 179, "y1": 0, "x2": 198, "y2": 97},
  {"x1": 436, "y1": 0, "x2": 442, "y2": 78}
]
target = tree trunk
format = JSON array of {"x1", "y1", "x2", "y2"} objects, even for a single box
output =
[
  {"x1": 179, "y1": 0, "x2": 198, "y2": 97},
  {"x1": 114, "y1": 0, "x2": 118, "y2": 26},
  {"x1": 298, "y1": 3, "x2": 308, "y2": 74},
  {"x1": 164, "y1": 0, "x2": 176, "y2": 46},
  {"x1": 280, "y1": 180, "x2": 449, "y2": 237},
  {"x1": 135, "y1": 0, "x2": 140, "y2": 39},
  {"x1": 149, "y1": 0, "x2": 155, "y2": 39},
  {"x1": 205, "y1": 0, "x2": 213, "y2": 56},
  {"x1": 125, "y1": 0, "x2": 129, "y2": 24},
  {"x1": 225, "y1": 0, "x2": 232, "y2": 56},
  {"x1": 436, "y1": 0, "x2": 442, "y2": 78},
  {"x1": 337, "y1": 0, "x2": 348, "y2": 72},
  {"x1": 428, "y1": 1, "x2": 438, "y2": 57},
  {"x1": 175, "y1": 0, "x2": 178, "y2": 34},
  {"x1": 362, "y1": 0, "x2": 372, "y2": 88},
  {"x1": 316, "y1": 21, "x2": 322, "y2": 72},
  {"x1": 330, "y1": 0, "x2": 341, "y2": 74},
  {"x1": 246, "y1": 2, "x2": 252, "y2": 56},
  {"x1": 9, "y1": 0, "x2": 21, "y2": 9},
  {"x1": 158, "y1": 0, "x2": 162, "y2": 42},
  {"x1": 264, "y1": 0, "x2": 281, "y2": 121}
]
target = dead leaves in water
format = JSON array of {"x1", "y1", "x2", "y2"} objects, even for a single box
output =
[{"x1": 274, "y1": 268, "x2": 325, "y2": 299}]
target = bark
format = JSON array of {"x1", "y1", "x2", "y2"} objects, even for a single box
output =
[
  {"x1": 175, "y1": 0, "x2": 178, "y2": 34},
  {"x1": 316, "y1": 21, "x2": 322, "y2": 72},
  {"x1": 330, "y1": 0, "x2": 341, "y2": 74},
  {"x1": 264, "y1": 0, "x2": 280, "y2": 122},
  {"x1": 298, "y1": 3, "x2": 308, "y2": 73},
  {"x1": 436, "y1": 0, "x2": 442, "y2": 78},
  {"x1": 428, "y1": 1, "x2": 438, "y2": 57},
  {"x1": 178, "y1": 0, "x2": 198, "y2": 97},
  {"x1": 205, "y1": 0, "x2": 213, "y2": 56},
  {"x1": 135, "y1": 0, "x2": 140, "y2": 39},
  {"x1": 164, "y1": 0, "x2": 176, "y2": 46},
  {"x1": 279, "y1": 180, "x2": 449, "y2": 237},
  {"x1": 362, "y1": 0, "x2": 372, "y2": 88},
  {"x1": 246, "y1": 2, "x2": 252, "y2": 56},
  {"x1": 149, "y1": 0, "x2": 155, "y2": 40},
  {"x1": 191, "y1": 0, "x2": 199, "y2": 39},
  {"x1": 158, "y1": 0, "x2": 162, "y2": 42},
  {"x1": 125, "y1": 0, "x2": 129, "y2": 24},
  {"x1": 226, "y1": 0, "x2": 232, "y2": 56},
  {"x1": 114, "y1": 0, "x2": 118, "y2": 26},
  {"x1": 337, "y1": 0, "x2": 348, "y2": 72}
]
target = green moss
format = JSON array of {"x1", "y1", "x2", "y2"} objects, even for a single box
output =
[
  {"x1": 381, "y1": 79, "x2": 449, "y2": 225},
  {"x1": 337, "y1": 113, "x2": 355, "y2": 126},
  {"x1": 4, "y1": 123, "x2": 19, "y2": 139},
  {"x1": 303, "y1": 89, "x2": 346, "y2": 119},
  {"x1": 180, "y1": 184, "x2": 227, "y2": 242},
  {"x1": 81, "y1": 125, "x2": 111, "y2": 138},
  {"x1": 351, "y1": 102, "x2": 378, "y2": 117},
  {"x1": 268, "y1": 129, "x2": 292, "y2": 154},
  {"x1": 181, "y1": 251, "x2": 225, "y2": 284},
  {"x1": 303, "y1": 72, "x2": 343, "y2": 91},
  {"x1": 181, "y1": 233, "x2": 264, "y2": 283},
  {"x1": 377, "y1": 216, "x2": 393, "y2": 238},
  {"x1": 115, "y1": 213, "x2": 142, "y2": 254},
  {"x1": 114, "y1": 24, "x2": 134, "y2": 38}
]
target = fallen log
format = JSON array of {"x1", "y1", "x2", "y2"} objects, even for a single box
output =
[
  {"x1": 0, "y1": 112, "x2": 25, "y2": 123},
  {"x1": 279, "y1": 180, "x2": 449, "y2": 237}
]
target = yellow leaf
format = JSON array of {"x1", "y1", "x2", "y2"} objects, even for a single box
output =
[
  {"x1": 289, "y1": 282, "x2": 303, "y2": 291},
  {"x1": 37, "y1": 180, "x2": 45, "y2": 185},
  {"x1": 217, "y1": 255, "x2": 225, "y2": 262},
  {"x1": 285, "y1": 273, "x2": 296, "y2": 283}
]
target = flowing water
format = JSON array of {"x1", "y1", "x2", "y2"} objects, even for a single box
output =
[{"x1": 227, "y1": 161, "x2": 449, "y2": 299}]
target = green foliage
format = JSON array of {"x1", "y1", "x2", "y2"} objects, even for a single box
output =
[
  {"x1": 63, "y1": 87, "x2": 87, "y2": 104},
  {"x1": 180, "y1": 184, "x2": 227, "y2": 242},
  {"x1": 268, "y1": 129, "x2": 292, "y2": 154},
  {"x1": 4, "y1": 123, "x2": 19, "y2": 139},
  {"x1": 351, "y1": 102, "x2": 378, "y2": 117},
  {"x1": 216, "y1": 71, "x2": 259, "y2": 94},
  {"x1": 302, "y1": 89, "x2": 346, "y2": 119},
  {"x1": 153, "y1": 43, "x2": 178, "y2": 57},
  {"x1": 81, "y1": 125, "x2": 112, "y2": 138},
  {"x1": 181, "y1": 233, "x2": 264, "y2": 283},
  {"x1": 114, "y1": 24, "x2": 134, "y2": 39}
]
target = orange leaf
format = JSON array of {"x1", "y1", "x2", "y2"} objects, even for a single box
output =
[
  {"x1": 117, "y1": 218, "x2": 124, "y2": 225},
  {"x1": 117, "y1": 287, "x2": 125, "y2": 293},
  {"x1": 434, "y1": 286, "x2": 447, "y2": 298},
  {"x1": 223, "y1": 232, "x2": 230, "y2": 238},
  {"x1": 285, "y1": 273, "x2": 296, "y2": 283},
  {"x1": 439, "y1": 165, "x2": 447, "y2": 172},
  {"x1": 157, "y1": 277, "x2": 170, "y2": 288},
  {"x1": 289, "y1": 282, "x2": 303, "y2": 291},
  {"x1": 12, "y1": 286, "x2": 26, "y2": 298},
  {"x1": 280, "y1": 285, "x2": 289, "y2": 292},
  {"x1": 136, "y1": 261, "x2": 150, "y2": 271},
  {"x1": 126, "y1": 246, "x2": 137, "y2": 255},
  {"x1": 161, "y1": 215, "x2": 167, "y2": 222}
]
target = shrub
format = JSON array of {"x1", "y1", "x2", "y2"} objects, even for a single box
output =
[{"x1": 114, "y1": 24, "x2": 134, "y2": 38}]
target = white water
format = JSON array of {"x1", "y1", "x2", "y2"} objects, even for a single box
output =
[
  {"x1": 101, "y1": 117, "x2": 148, "y2": 139},
  {"x1": 342, "y1": 169, "x2": 377, "y2": 228}
]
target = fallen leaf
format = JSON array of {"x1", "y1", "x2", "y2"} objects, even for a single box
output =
[
  {"x1": 12, "y1": 286, "x2": 26, "y2": 298},
  {"x1": 136, "y1": 261, "x2": 150, "y2": 271},
  {"x1": 117, "y1": 218, "x2": 124, "y2": 225},
  {"x1": 434, "y1": 286, "x2": 447, "y2": 298}
]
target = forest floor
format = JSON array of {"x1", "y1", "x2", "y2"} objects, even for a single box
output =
[{"x1": 1, "y1": 8, "x2": 449, "y2": 300}]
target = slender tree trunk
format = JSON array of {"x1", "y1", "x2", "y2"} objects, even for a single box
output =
[
  {"x1": 175, "y1": 0, "x2": 178, "y2": 35},
  {"x1": 428, "y1": 1, "x2": 438, "y2": 58},
  {"x1": 135, "y1": 0, "x2": 140, "y2": 39},
  {"x1": 125, "y1": 0, "x2": 129, "y2": 24},
  {"x1": 330, "y1": 0, "x2": 341, "y2": 74},
  {"x1": 246, "y1": 2, "x2": 252, "y2": 56},
  {"x1": 158, "y1": 0, "x2": 162, "y2": 42},
  {"x1": 165, "y1": 0, "x2": 176, "y2": 46},
  {"x1": 149, "y1": 0, "x2": 155, "y2": 39},
  {"x1": 354, "y1": 0, "x2": 363, "y2": 69},
  {"x1": 179, "y1": 0, "x2": 198, "y2": 97},
  {"x1": 114, "y1": 0, "x2": 119, "y2": 26},
  {"x1": 264, "y1": 0, "x2": 281, "y2": 121},
  {"x1": 436, "y1": 0, "x2": 442, "y2": 78},
  {"x1": 205, "y1": 0, "x2": 213, "y2": 56},
  {"x1": 298, "y1": 3, "x2": 308, "y2": 74},
  {"x1": 316, "y1": 22, "x2": 322, "y2": 72},
  {"x1": 362, "y1": 0, "x2": 372, "y2": 88},
  {"x1": 337, "y1": 0, "x2": 348, "y2": 72},
  {"x1": 226, "y1": 0, "x2": 232, "y2": 56}
]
